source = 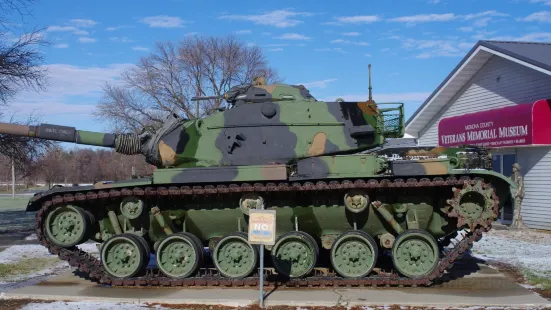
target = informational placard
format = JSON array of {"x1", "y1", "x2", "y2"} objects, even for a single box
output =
[{"x1": 248, "y1": 209, "x2": 276, "y2": 246}]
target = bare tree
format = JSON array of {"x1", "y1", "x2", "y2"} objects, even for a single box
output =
[
  {"x1": 95, "y1": 35, "x2": 282, "y2": 132},
  {"x1": 0, "y1": 0, "x2": 50, "y2": 178}
]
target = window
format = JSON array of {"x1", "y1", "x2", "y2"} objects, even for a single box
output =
[
  {"x1": 492, "y1": 153, "x2": 517, "y2": 177},
  {"x1": 491, "y1": 152, "x2": 517, "y2": 223}
]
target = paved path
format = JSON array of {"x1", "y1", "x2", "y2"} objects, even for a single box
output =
[{"x1": 2, "y1": 262, "x2": 550, "y2": 308}]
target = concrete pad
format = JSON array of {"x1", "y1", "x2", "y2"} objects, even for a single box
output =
[{"x1": 2, "y1": 263, "x2": 550, "y2": 308}]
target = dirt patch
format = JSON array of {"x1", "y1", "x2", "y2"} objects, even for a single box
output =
[
  {"x1": 487, "y1": 260, "x2": 551, "y2": 302},
  {"x1": 0, "y1": 257, "x2": 61, "y2": 280},
  {"x1": 0, "y1": 298, "x2": 53, "y2": 310}
]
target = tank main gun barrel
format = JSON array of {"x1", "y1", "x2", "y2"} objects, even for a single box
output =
[{"x1": 0, "y1": 122, "x2": 117, "y2": 147}]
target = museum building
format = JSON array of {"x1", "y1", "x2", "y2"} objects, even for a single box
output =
[{"x1": 405, "y1": 40, "x2": 551, "y2": 230}]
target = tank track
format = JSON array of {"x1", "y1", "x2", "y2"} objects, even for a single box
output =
[{"x1": 33, "y1": 175, "x2": 498, "y2": 288}]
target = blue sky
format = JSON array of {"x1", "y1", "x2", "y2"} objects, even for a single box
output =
[{"x1": 5, "y1": 0, "x2": 551, "y2": 134}]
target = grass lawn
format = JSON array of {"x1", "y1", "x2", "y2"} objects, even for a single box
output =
[{"x1": 0, "y1": 196, "x2": 29, "y2": 212}]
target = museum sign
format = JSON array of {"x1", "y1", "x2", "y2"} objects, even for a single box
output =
[{"x1": 438, "y1": 99, "x2": 551, "y2": 148}]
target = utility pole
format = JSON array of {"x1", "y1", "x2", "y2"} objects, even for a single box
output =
[{"x1": 11, "y1": 157, "x2": 15, "y2": 199}]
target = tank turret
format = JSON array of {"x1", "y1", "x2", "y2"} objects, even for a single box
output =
[{"x1": 0, "y1": 65, "x2": 405, "y2": 169}]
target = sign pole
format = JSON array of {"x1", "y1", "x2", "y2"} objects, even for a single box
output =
[
  {"x1": 247, "y1": 207, "x2": 275, "y2": 309},
  {"x1": 259, "y1": 243, "x2": 264, "y2": 308}
]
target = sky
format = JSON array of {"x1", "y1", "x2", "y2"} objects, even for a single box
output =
[{"x1": 4, "y1": 0, "x2": 551, "y2": 136}]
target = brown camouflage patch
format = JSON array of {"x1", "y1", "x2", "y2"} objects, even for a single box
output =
[
  {"x1": 420, "y1": 162, "x2": 449, "y2": 175},
  {"x1": 0, "y1": 123, "x2": 31, "y2": 136},
  {"x1": 259, "y1": 165, "x2": 287, "y2": 180},
  {"x1": 308, "y1": 132, "x2": 327, "y2": 156},
  {"x1": 257, "y1": 85, "x2": 277, "y2": 93},
  {"x1": 356, "y1": 101, "x2": 379, "y2": 116},
  {"x1": 158, "y1": 140, "x2": 177, "y2": 166},
  {"x1": 93, "y1": 182, "x2": 113, "y2": 189}
]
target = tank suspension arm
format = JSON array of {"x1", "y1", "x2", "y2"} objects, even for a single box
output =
[{"x1": 372, "y1": 201, "x2": 403, "y2": 234}]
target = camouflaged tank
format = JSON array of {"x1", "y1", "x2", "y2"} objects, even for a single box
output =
[{"x1": 0, "y1": 69, "x2": 516, "y2": 287}]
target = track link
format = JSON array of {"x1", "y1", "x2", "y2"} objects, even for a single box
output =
[{"x1": 33, "y1": 175, "x2": 498, "y2": 288}]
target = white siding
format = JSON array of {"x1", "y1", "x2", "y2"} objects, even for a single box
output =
[
  {"x1": 517, "y1": 147, "x2": 551, "y2": 230},
  {"x1": 416, "y1": 54, "x2": 551, "y2": 230},
  {"x1": 418, "y1": 55, "x2": 551, "y2": 146}
]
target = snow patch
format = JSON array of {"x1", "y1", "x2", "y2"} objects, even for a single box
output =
[
  {"x1": 24, "y1": 234, "x2": 37, "y2": 240},
  {"x1": 471, "y1": 234, "x2": 551, "y2": 277},
  {"x1": 0, "y1": 244, "x2": 54, "y2": 264},
  {"x1": 20, "y1": 301, "x2": 167, "y2": 310}
]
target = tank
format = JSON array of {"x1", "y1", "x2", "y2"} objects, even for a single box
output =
[{"x1": 0, "y1": 66, "x2": 516, "y2": 287}]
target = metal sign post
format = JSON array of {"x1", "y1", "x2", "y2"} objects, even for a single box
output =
[{"x1": 248, "y1": 209, "x2": 276, "y2": 308}]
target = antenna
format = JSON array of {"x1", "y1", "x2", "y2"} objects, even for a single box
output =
[{"x1": 368, "y1": 64, "x2": 373, "y2": 101}]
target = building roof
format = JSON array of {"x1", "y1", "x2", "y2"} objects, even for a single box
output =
[{"x1": 405, "y1": 40, "x2": 551, "y2": 137}]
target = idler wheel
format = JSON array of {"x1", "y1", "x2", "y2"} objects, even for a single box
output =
[
  {"x1": 391, "y1": 229, "x2": 439, "y2": 279},
  {"x1": 45, "y1": 204, "x2": 91, "y2": 247},
  {"x1": 271, "y1": 231, "x2": 318, "y2": 278},
  {"x1": 101, "y1": 233, "x2": 150, "y2": 278},
  {"x1": 213, "y1": 232, "x2": 258, "y2": 279},
  {"x1": 156, "y1": 232, "x2": 203, "y2": 278},
  {"x1": 330, "y1": 230, "x2": 378, "y2": 278}
]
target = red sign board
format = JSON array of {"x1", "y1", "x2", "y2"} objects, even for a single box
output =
[{"x1": 438, "y1": 99, "x2": 551, "y2": 148}]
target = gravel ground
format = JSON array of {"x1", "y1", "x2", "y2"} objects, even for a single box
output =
[{"x1": 471, "y1": 228, "x2": 551, "y2": 289}]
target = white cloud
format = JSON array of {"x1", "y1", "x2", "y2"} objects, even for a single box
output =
[
  {"x1": 342, "y1": 32, "x2": 361, "y2": 36},
  {"x1": 46, "y1": 26, "x2": 78, "y2": 32},
  {"x1": 109, "y1": 36, "x2": 133, "y2": 43},
  {"x1": 329, "y1": 15, "x2": 381, "y2": 25},
  {"x1": 519, "y1": 11, "x2": 551, "y2": 22},
  {"x1": 265, "y1": 43, "x2": 289, "y2": 47},
  {"x1": 105, "y1": 25, "x2": 130, "y2": 31},
  {"x1": 132, "y1": 46, "x2": 149, "y2": 52},
  {"x1": 140, "y1": 15, "x2": 188, "y2": 28},
  {"x1": 314, "y1": 47, "x2": 347, "y2": 54},
  {"x1": 330, "y1": 39, "x2": 369, "y2": 46},
  {"x1": 73, "y1": 29, "x2": 89, "y2": 36},
  {"x1": 6, "y1": 63, "x2": 134, "y2": 119},
  {"x1": 234, "y1": 29, "x2": 252, "y2": 35},
  {"x1": 274, "y1": 33, "x2": 311, "y2": 40},
  {"x1": 323, "y1": 92, "x2": 431, "y2": 102},
  {"x1": 78, "y1": 37, "x2": 96, "y2": 43},
  {"x1": 388, "y1": 13, "x2": 456, "y2": 23},
  {"x1": 393, "y1": 37, "x2": 473, "y2": 58},
  {"x1": 462, "y1": 11, "x2": 509, "y2": 20},
  {"x1": 69, "y1": 19, "x2": 98, "y2": 28},
  {"x1": 53, "y1": 43, "x2": 69, "y2": 48},
  {"x1": 46, "y1": 25, "x2": 90, "y2": 36},
  {"x1": 458, "y1": 26, "x2": 474, "y2": 32},
  {"x1": 364, "y1": 53, "x2": 372, "y2": 57},
  {"x1": 428, "y1": 0, "x2": 440, "y2": 3},
  {"x1": 529, "y1": 0, "x2": 551, "y2": 5},
  {"x1": 388, "y1": 11, "x2": 508, "y2": 25},
  {"x1": 297, "y1": 79, "x2": 337, "y2": 89},
  {"x1": 219, "y1": 9, "x2": 314, "y2": 28},
  {"x1": 488, "y1": 32, "x2": 551, "y2": 41},
  {"x1": 267, "y1": 48, "x2": 284, "y2": 52}
]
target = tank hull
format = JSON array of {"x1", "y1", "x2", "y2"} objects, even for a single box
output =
[{"x1": 26, "y1": 154, "x2": 515, "y2": 287}]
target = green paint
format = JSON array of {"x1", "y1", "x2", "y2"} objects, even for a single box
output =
[
  {"x1": 76, "y1": 130, "x2": 107, "y2": 146},
  {"x1": 156, "y1": 233, "x2": 201, "y2": 278},
  {"x1": 100, "y1": 235, "x2": 145, "y2": 278},
  {"x1": 392, "y1": 230, "x2": 439, "y2": 278},
  {"x1": 330, "y1": 231, "x2": 377, "y2": 278},
  {"x1": 212, "y1": 233, "x2": 257, "y2": 279},
  {"x1": 45, "y1": 205, "x2": 89, "y2": 247}
]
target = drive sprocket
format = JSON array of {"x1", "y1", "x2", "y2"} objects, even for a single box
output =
[{"x1": 445, "y1": 179, "x2": 498, "y2": 230}]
